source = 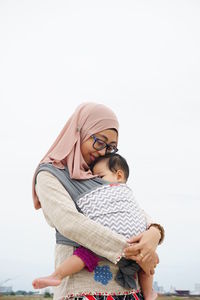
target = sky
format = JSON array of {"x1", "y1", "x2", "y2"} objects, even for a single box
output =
[{"x1": 0, "y1": 0, "x2": 200, "y2": 293}]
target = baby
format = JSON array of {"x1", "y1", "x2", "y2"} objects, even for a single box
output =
[{"x1": 32, "y1": 154, "x2": 157, "y2": 300}]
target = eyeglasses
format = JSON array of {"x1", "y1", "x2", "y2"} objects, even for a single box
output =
[{"x1": 91, "y1": 135, "x2": 118, "y2": 154}]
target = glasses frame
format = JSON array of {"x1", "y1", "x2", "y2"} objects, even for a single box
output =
[{"x1": 91, "y1": 135, "x2": 118, "y2": 154}]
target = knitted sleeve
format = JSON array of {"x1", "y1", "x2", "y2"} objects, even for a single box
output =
[{"x1": 36, "y1": 171, "x2": 127, "y2": 264}]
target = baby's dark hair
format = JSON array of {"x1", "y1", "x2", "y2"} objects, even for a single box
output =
[{"x1": 91, "y1": 153, "x2": 129, "y2": 181}]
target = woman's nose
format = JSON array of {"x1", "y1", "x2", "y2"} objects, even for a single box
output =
[{"x1": 98, "y1": 148, "x2": 107, "y2": 156}]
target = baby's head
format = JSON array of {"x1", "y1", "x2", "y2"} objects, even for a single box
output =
[{"x1": 91, "y1": 153, "x2": 129, "y2": 183}]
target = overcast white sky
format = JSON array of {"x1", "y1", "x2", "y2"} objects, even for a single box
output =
[{"x1": 0, "y1": 0, "x2": 200, "y2": 293}]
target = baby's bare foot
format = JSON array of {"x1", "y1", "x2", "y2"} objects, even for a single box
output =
[
  {"x1": 32, "y1": 276, "x2": 61, "y2": 289},
  {"x1": 144, "y1": 290, "x2": 157, "y2": 300}
]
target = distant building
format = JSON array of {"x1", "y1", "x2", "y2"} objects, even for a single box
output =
[
  {"x1": 153, "y1": 281, "x2": 159, "y2": 292},
  {"x1": 153, "y1": 281, "x2": 165, "y2": 294},
  {"x1": 170, "y1": 285, "x2": 176, "y2": 293},
  {"x1": 175, "y1": 290, "x2": 190, "y2": 296}
]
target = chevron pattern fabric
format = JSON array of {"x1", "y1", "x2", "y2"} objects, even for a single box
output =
[{"x1": 76, "y1": 184, "x2": 147, "y2": 238}]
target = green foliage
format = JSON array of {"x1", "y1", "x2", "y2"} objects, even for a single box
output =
[
  {"x1": 10, "y1": 291, "x2": 16, "y2": 295},
  {"x1": 44, "y1": 291, "x2": 52, "y2": 298}
]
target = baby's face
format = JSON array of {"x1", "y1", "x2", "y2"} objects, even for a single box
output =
[{"x1": 92, "y1": 160, "x2": 119, "y2": 183}]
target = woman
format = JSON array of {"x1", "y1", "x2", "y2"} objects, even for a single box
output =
[{"x1": 32, "y1": 102, "x2": 163, "y2": 300}]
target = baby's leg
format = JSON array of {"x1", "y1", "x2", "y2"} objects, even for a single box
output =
[
  {"x1": 32, "y1": 255, "x2": 85, "y2": 289},
  {"x1": 138, "y1": 270, "x2": 157, "y2": 300}
]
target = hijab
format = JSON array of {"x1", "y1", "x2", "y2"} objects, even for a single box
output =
[{"x1": 32, "y1": 102, "x2": 119, "y2": 209}]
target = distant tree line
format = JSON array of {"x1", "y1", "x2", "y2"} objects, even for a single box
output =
[{"x1": 0, "y1": 290, "x2": 53, "y2": 298}]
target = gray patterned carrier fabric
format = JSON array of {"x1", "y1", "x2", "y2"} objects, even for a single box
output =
[
  {"x1": 36, "y1": 163, "x2": 146, "y2": 289},
  {"x1": 76, "y1": 184, "x2": 147, "y2": 238}
]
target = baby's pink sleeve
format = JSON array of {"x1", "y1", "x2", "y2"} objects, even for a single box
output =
[{"x1": 73, "y1": 246, "x2": 100, "y2": 272}]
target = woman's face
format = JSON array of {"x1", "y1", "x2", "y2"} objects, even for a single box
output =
[{"x1": 81, "y1": 129, "x2": 118, "y2": 166}]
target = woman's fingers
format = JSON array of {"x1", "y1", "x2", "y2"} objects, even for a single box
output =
[
  {"x1": 139, "y1": 252, "x2": 151, "y2": 263},
  {"x1": 124, "y1": 250, "x2": 149, "y2": 263},
  {"x1": 123, "y1": 252, "x2": 139, "y2": 260},
  {"x1": 124, "y1": 255, "x2": 139, "y2": 261},
  {"x1": 137, "y1": 255, "x2": 158, "y2": 275},
  {"x1": 137, "y1": 260, "x2": 153, "y2": 276},
  {"x1": 125, "y1": 251, "x2": 160, "y2": 277},
  {"x1": 137, "y1": 252, "x2": 154, "y2": 263},
  {"x1": 124, "y1": 243, "x2": 141, "y2": 256},
  {"x1": 124, "y1": 245, "x2": 152, "y2": 262},
  {"x1": 125, "y1": 254, "x2": 159, "y2": 277},
  {"x1": 125, "y1": 229, "x2": 160, "y2": 260},
  {"x1": 127, "y1": 233, "x2": 142, "y2": 243}
]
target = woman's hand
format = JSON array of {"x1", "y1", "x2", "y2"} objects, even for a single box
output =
[
  {"x1": 123, "y1": 226, "x2": 161, "y2": 265},
  {"x1": 138, "y1": 252, "x2": 159, "y2": 275}
]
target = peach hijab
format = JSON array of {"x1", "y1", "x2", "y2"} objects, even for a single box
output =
[{"x1": 32, "y1": 102, "x2": 119, "y2": 210}]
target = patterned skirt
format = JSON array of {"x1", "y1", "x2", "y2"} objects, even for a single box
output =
[{"x1": 72, "y1": 292, "x2": 144, "y2": 300}]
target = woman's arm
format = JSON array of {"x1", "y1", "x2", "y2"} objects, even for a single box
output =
[{"x1": 36, "y1": 171, "x2": 127, "y2": 264}]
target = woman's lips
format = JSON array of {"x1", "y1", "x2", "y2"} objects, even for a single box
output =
[{"x1": 90, "y1": 154, "x2": 96, "y2": 162}]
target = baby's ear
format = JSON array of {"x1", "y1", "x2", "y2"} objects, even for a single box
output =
[{"x1": 116, "y1": 169, "x2": 126, "y2": 183}]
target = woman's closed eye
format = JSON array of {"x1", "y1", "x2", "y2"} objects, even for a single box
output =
[{"x1": 96, "y1": 140, "x2": 106, "y2": 147}]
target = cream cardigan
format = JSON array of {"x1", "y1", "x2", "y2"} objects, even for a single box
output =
[{"x1": 36, "y1": 171, "x2": 152, "y2": 300}]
